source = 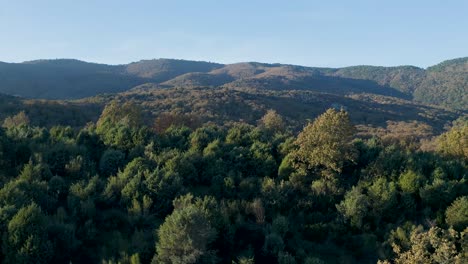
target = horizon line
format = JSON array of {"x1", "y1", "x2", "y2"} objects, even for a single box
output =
[{"x1": 1, "y1": 56, "x2": 467, "y2": 70}]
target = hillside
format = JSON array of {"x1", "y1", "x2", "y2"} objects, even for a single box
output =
[
  {"x1": 0, "y1": 59, "x2": 222, "y2": 99},
  {"x1": 100, "y1": 85, "x2": 461, "y2": 136},
  {"x1": 329, "y1": 58, "x2": 468, "y2": 109},
  {"x1": 0, "y1": 93, "x2": 102, "y2": 128},
  {"x1": 0, "y1": 90, "x2": 466, "y2": 264},
  {"x1": 0, "y1": 57, "x2": 466, "y2": 110},
  {"x1": 0, "y1": 59, "x2": 466, "y2": 264}
]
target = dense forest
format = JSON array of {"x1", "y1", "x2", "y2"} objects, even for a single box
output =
[
  {"x1": 0, "y1": 101, "x2": 466, "y2": 263},
  {"x1": 0, "y1": 57, "x2": 466, "y2": 110},
  {"x1": 0, "y1": 84, "x2": 461, "y2": 140}
]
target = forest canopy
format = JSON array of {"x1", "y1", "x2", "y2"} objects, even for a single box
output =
[{"x1": 0, "y1": 103, "x2": 466, "y2": 264}]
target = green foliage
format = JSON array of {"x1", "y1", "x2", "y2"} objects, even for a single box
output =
[
  {"x1": 144, "y1": 168, "x2": 183, "y2": 215},
  {"x1": 398, "y1": 170, "x2": 425, "y2": 194},
  {"x1": 154, "y1": 194, "x2": 217, "y2": 264},
  {"x1": 382, "y1": 226, "x2": 467, "y2": 264},
  {"x1": 0, "y1": 57, "x2": 466, "y2": 110},
  {"x1": 189, "y1": 125, "x2": 223, "y2": 152},
  {"x1": 96, "y1": 101, "x2": 149, "y2": 151},
  {"x1": 262, "y1": 233, "x2": 284, "y2": 255},
  {"x1": 3, "y1": 203, "x2": 53, "y2": 264},
  {"x1": 436, "y1": 121, "x2": 467, "y2": 160},
  {"x1": 0, "y1": 177, "x2": 50, "y2": 211},
  {"x1": 272, "y1": 215, "x2": 289, "y2": 237},
  {"x1": 294, "y1": 108, "x2": 357, "y2": 173},
  {"x1": 446, "y1": 196, "x2": 468, "y2": 231},
  {"x1": 2, "y1": 111, "x2": 30, "y2": 129},
  {"x1": 0, "y1": 106, "x2": 466, "y2": 263},
  {"x1": 160, "y1": 125, "x2": 192, "y2": 150},
  {"x1": 278, "y1": 154, "x2": 295, "y2": 179},
  {"x1": 259, "y1": 109, "x2": 286, "y2": 133},
  {"x1": 419, "y1": 178, "x2": 462, "y2": 210},
  {"x1": 99, "y1": 149, "x2": 126, "y2": 177},
  {"x1": 367, "y1": 177, "x2": 397, "y2": 222},
  {"x1": 337, "y1": 186, "x2": 369, "y2": 229}
]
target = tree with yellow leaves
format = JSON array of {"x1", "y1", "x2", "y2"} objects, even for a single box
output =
[{"x1": 293, "y1": 108, "x2": 357, "y2": 174}]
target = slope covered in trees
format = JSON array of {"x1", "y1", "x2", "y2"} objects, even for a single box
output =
[
  {"x1": 0, "y1": 80, "x2": 462, "y2": 143},
  {"x1": 0, "y1": 59, "x2": 222, "y2": 99},
  {"x1": 93, "y1": 85, "x2": 461, "y2": 137},
  {"x1": 0, "y1": 57, "x2": 466, "y2": 110},
  {"x1": 331, "y1": 58, "x2": 468, "y2": 110},
  {"x1": 0, "y1": 105, "x2": 466, "y2": 263}
]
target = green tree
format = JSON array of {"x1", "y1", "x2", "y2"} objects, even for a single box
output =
[
  {"x1": 398, "y1": 170, "x2": 424, "y2": 194},
  {"x1": 145, "y1": 168, "x2": 183, "y2": 216},
  {"x1": 160, "y1": 125, "x2": 192, "y2": 150},
  {"x1": 446, "y1": 196, "x2": 468, "y2": 231},
  {"x1": 99, "y1": 149, "x2": 126, "y2": 177},
  {"x1": 2, "y1": 111, "x2": 30, "y2": 129},
  {"x1": 259, "y1": 109, "x2": 285, "y2": 133},
  {"x1": 337, "y1": 186, "x2": 369, "y2": 229},
  {"x1": 154, "y1": 195, "x2": 217, "y2": 264},
  {"x1": 293, "y1": 109, "x2": 357, "y2": 173},
  {"x1": 382, "y1": 226, "x2": 466, "y2": 264},
  {"x1": 96, "y1": 101, "x2": 149, "y2": 150},
  {"x1": 436, "y1": 122, "x2": 467, "y2": 160},
  {"x1": 367, "y1": 177, "x2": 398, "y2": 222},
  {"x1": 3, "y1": 203, "x2": 53, "y2": 264},
  {"x1": 189, "y1": 125, "x2": 223, "y2": 152},
  {"x1": 97, "y1": 101, "x2": 143, "y2": 129}
]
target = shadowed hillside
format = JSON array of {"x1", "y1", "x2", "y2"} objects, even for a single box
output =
[
  {"x1": 125, "y1": 59, "x2": 223, "y2": 81},
  {"x1": 0, "y1": 57, "x2": 466, "y2": 110},
  {"x1": 91, "y1": 84, "x2": 460, "y2": 135}
]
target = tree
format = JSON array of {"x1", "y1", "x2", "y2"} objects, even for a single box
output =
[
  {"x1": 398, "y1": 170, "x2": 424, "y2": 194},
  {"x1": 0, "y1": 128, "x2": 8, "y2": 175},
  {"x1": 337, "y1": 186, "x2": 369, "y2": 229},
  {"x1": 259, "y1": 109, "x2": 285, "y2": 133},
  {"x1": 436, "y1": 121, "x2": 467, "y2": 160},
  {"x1": 189, "y1": 125, "x2": 223, "y2": 152},
  {"x1": 367, "y1": 177, "x2": 398, "y2": 223},
  {"x1": 293, "y1": 109, "x2": 357, "y2": 174},
  {"x1": 144, "y1": 168, "x2": 183, "y2": 216},
  {"x1": 154, "y1": 195, "x2": 217, "y2": 264},
  {"x1": 97, "y1": 101, "x2": 143, "y2": 129},
  {"x1": 160, "y1": 125, "x2": 192, "y2": 150},
  {"x1": 262, "y1": 233, "x2": 284, "y2": 256},
  {"x1": 96, "y1": 101, "x2": 149, "y2": 150},
  {"x1": 381, "y1": 227, "x2": 466, "y2": 264},
  {"x1": 446, "y1": 196, "x2": 468, "y2": 231},
  {"x1": 99, "y1": 149, "x2": 126, "y2": 177},
  {"x1": 2, "y1": 111, "x2": 30, "y2": 129},
  {"x1": 3, "y1": 203, "x2": 53, "y2": 264}
]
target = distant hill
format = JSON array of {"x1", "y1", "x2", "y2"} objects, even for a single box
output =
[
  {"x1": 0, "y1": 59, "x2": 138, "y2": 99},
  {"x1": 79, "y1": 84, "x2": 459, "y2": 137},
  {"x1": 0, "y1": 57, "x2": 466, "y2": 110},
  {"x1": 0, "y1": 93, "x2": 102, "y2": 128},
  {"x1": 0, "y1": 59, "x2": 222, "y2": 99},
  {"x1": 125, "y1": 59, "x2": 223, "y2": 81},
  {"x1": 328, "y1": 58, "x2": 468, "y2": 110}
]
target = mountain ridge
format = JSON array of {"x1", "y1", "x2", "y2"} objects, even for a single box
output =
[{"x1": 0, "y1": 57, "x2": 466, "y2": 109}]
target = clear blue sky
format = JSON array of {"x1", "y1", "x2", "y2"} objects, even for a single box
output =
[{"x1": 0, "y1": 0, "x2": 467, "y2": 67}]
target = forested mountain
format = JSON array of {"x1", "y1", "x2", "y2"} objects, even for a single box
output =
[
  {"x1": 0, "y1": 59, "x2": 222, "y2": 99},
  {"x1": 0, "y1": 104, "x2": 466, "y2": 263},
  {"x1": 0, "y1": 57, "x2": 467, "y2": 263},
  {"x1": 0, "y1": 84, "x2": 461, "y2": 143},
  {"x1": 330, "y1": 58, "x2": 468, "y2": 110},
  {"x1": 0, "y1": 57, "x2": 466, "y2": 110},
  {"x1": 125, "y1": 59, "x2": 223, "y2": 81}
]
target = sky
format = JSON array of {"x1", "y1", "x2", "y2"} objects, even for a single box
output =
[{"x1": 0, "y1": 0, "x2": 467, "y2": 68}]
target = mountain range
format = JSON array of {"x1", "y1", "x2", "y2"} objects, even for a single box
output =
[{"x1": 0, "y1": 57, "x2": 466, "y2": 110}]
